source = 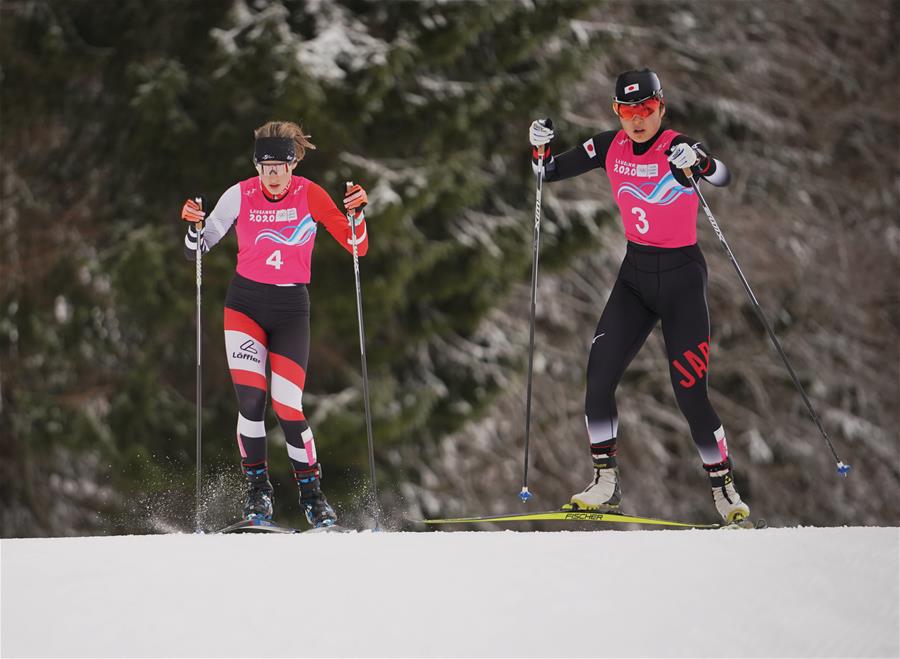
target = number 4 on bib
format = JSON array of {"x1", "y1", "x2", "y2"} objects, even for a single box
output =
[{"x1": 266, "y1": 249, "x2": 283, "y2": 270}]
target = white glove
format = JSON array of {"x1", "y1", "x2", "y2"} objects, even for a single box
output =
[
  {"x1": 667, "y1": 142, "x2": 700, "y2": 169},
  {"x1": 529, "y1": 119, "x2": 554, "y2": 147}
]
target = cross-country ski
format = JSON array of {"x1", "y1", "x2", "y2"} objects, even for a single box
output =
[
  {"x1": 217, "y1": 518, "x2": 351, "y2": 534},
  {"x1": 418, "y1": 508, "x2": 762, "y2": 529}
]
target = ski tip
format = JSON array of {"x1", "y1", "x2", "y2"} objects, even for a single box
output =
[
  {"x1": 518, "y1": 487, "x2": 534, "y2": 503},
  {"x1": 836, "y1": 462, "x2": 851, "y2": 476}
]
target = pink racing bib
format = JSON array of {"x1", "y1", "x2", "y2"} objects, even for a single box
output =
[
  {"x1": 235, "y1": 176, "x2": 317, "y2": 284},
  {"x1": 605, "y1": 129, "x2": 699, "y2": 247}
]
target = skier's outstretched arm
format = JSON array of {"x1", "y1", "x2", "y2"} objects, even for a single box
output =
[
  {"x1": 307, "y1": 181, "x2": 369, "y2": 256},
  {"x1": 529, "y1": 118, "x2": 616, "y2": 182},
  {"x1": 667, "y1": 137, "x2": 731, "y2": 187},
  {"x1": 180, "y1": 184, "x2": 240, "y2": 260}
]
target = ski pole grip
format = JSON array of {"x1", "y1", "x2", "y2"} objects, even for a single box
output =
[
  {"x1": 537, "y1": 118, "x2": 552, "y2": 160},
  {"x1": 663, "y1": 145, "x2": 694, "y2": 183},
  {"x1": 345, "y1": 182, "x2": 355, "y2": 219},
  {"x1": 194, "y1": 197, "x2": 204, "y2": 231}
]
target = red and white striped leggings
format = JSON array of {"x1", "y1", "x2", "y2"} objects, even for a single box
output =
[{"x1": 223, "y1": 274, "x2": 319, "y2": 481}]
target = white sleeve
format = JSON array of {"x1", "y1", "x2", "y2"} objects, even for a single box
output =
[
  {"x1": 202, "y1": 184, "x2": 241, "y2": 250},
  {"x1": 703, "y1": 159, "x2": 731, "y2": 187}
]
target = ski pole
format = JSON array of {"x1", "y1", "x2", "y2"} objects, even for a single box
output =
[
  {"x1": 194, "y1": 199, "x2": 204, "y2": 532},
  {"x1": 346, "y1": 182, "x2": 381, "y2": 529},
  {"x1": 684, "y1": 170, "x2": 850, "y2": 476},
  {"x1": 520, "y1": 131, "x2": 550, "y2": 503}
]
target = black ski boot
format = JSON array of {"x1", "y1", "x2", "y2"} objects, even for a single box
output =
[
  {"x1": 296, "y1": 466, "x2": 337, "y2": 528},
  {"x1": 242, "y1": 464, "x2": 274, "y2": 521}
]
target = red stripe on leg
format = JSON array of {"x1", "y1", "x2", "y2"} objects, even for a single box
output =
[
  {"x1": 272, "y1": 400, "x2": 305, "y2": 422},
  {"x1": 231, "y1": 369, "x2": 267, "y2": 391},
  {"x1": 224, "y1": 308, "x2": 268, "y2": 346},
  {"x1": 269, "y1": 352, "x2": 306, "y2": 389}
]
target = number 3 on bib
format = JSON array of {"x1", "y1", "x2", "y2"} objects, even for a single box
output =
[
  {"x1": 632, "y1": 207, "x2": 649, "y2": 235},
  {"x1": 265, "y1": 249, "x2": 283, "y2": 270}
]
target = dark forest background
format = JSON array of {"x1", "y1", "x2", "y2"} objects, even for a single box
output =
[{"x1": 1, "y1": 0, "x2": 897, "y2": 536}]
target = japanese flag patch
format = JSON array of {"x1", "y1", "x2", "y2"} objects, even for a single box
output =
[
  {"x1": 624, "y1": 83, "x2": 640, "y2": 94},
  {"x1": 582, "y1": 137, "x2": 597, "y2": 158}
]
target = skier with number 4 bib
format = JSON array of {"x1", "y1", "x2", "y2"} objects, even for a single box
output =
[
  {"x1": 180, "y1": 120, "x2": 369, "y2": 528},
  {"x1": 529, "y1": 69, "x2": 750, "y2": 523}
]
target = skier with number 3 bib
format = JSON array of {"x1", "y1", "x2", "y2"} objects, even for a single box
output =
[
  {"x1": 529, "y1": 69, "x2": 751, "y2": 524},
  {"x1": 180, "y1": 120, "x2": 369, "y2": 528}
]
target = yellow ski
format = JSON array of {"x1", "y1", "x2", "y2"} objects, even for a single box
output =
[{"x1": 420, "y1": 509, "x2": 724, "y2": 529}]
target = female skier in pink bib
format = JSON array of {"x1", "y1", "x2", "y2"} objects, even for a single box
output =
[
  {"x1": 529, "y1": 69, "x2": 750, "y2": 523},
  {"x1": 180, "y1": 120, "x2": 369, "y2": 528}
]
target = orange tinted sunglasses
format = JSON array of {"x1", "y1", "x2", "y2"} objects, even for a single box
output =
[{"x1": 612, "y1": 97, "x2": 662, "y2": 120}]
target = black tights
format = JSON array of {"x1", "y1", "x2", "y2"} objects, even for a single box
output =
[{"x1": 584, "y1": 242, "x2": 729, "y2": 466}]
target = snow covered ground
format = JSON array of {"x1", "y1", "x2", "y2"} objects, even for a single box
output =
[{"x1": 2, "y1": 527, "x2": 897, "y2": 658}]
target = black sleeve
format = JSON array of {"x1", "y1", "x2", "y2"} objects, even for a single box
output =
[
  {"x1": 542, "y1": 131, "x2": 617, "y2": 182},
  {"x1": 669, "y1": 134, "x2": 731, "y2": 187}
]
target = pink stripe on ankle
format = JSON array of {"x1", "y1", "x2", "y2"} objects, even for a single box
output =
[
  {"x1": 301, "y1": 429, "x2": 317, "y2": 465},
  {"x1": 715, "y1": 426, "x2": 728, "y2": 461}
]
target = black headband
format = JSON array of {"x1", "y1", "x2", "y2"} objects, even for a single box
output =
[{"x1": 253, "y1": 137, "x2": 296, "y2": 163}]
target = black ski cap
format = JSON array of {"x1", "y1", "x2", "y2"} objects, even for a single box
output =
[{"x1": 614, "y1": 69, "x2": 663, "y2": 104}]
